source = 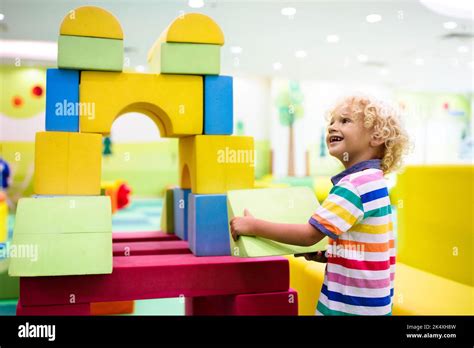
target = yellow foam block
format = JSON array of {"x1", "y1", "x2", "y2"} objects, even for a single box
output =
[
  {"x1": 80, "y1": 72, "x2": 203, "y2": 136},
  {"x1": 0, "y1": 200, "x2": 7, "y2": 243},
  {"x1": 157, "y1": 13, "x2": 224, "y2": 45},
  {"x1": 393, "y1": 263, "x2": 473, "y2": 315},
  {"x1": 179, "y1": 135, "x2": 254, "y2": 194},
  {"x1": 60, "y1": 6, "x2": 123, "y2": 39},
  {"x1": 394, "y1": 165, "x2": 473, "y2": 286},
  {"x1": 34, "y1": 132, "x2": 102, "y2": 195},
  {"x1": 285, "y1": 255, "x2": 325, "y2": 315}
]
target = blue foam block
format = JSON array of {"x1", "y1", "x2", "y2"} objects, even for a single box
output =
[
  {"x1": 188, "y1": 194, "x2": 231, "y2": 256},
  {"x1": 204, "y1": 75, "x2": 233, "y2": 135},
  {"x1": 45, "y1": 68, "x2": 80, "y2": 132},
  {"x1": 173, "y1": 188, "x2": 191, "y2": 241}
]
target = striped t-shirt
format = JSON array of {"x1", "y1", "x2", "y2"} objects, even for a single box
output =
[{"x1": 309, "y1": 159, "x2": 395, "y2": 316}]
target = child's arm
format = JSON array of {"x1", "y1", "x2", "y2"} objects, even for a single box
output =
[{"x1": 229, "y1": 209, "x2": 326, "y2": 247}]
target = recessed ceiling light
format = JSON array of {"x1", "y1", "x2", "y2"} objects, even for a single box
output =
[
  {"x1": 230, "y1": 46, "x2": 242, "y2": 54},
  {"x1": 457, "y1": 45, "x2": 469, "y2": 53},
  {"x1": 415, "y1": 58, "x2": 424, "y2": 65},
  {"x1": 357, "y1": 54, "x2": 368, "y2": 62},
  {"x1": 281, "y1": 7, "x2": 296, "y2": 16},
  {"x1": 366, "y1": 14, "x2": 382, "y2": 23},
  {"x1": 135, "y1": 65, "x2": 145, "y2": 72},
  {"x1": 0, "y1": 13, "x2": 5, "y2": 21},
  {"x1": 273, "y1": 62, "x2": 282, "y2": 71},
  {"x1": 188, "y1": 0, "x2": 204, "y2": 9},
  {"x1": 295, "y1": 50, "x2": 307, "y2": 58},
  {"x1": 443, "y1": 21, "x2": 457, "y2": 29},
  {"x1": 326, "y1": 35, "x2": 340, "y2": 43}
]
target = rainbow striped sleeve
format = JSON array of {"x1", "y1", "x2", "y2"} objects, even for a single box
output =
[{"x1": 309, "y1": 178, "x2": 364, "y2": 239}]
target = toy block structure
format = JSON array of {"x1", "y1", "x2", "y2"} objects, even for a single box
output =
[
  {"x1": 227, "y1": 187, "x2": 328, "y2": 257},
  {"x1": 160, "y1": 188, "x2": 175, "y2": 234},
  {"x1": 185, "y1": 289, "x2": 298, "y2": 315},
  {"x1": 148, "y1": 13, "x2": 223, "y2": 74},
  {"x1": 9, "y1": 196, "x2": 112, "y2": 277},
  {"x1": 173, "y1": 188, "x2": 191, "y2": 241},
  {"x1": 179, "y1": 135, "x2": 255, "y2": 194},
  {"x1": 58, "y1": 6, "x2": 123, "y2": 71},
  {"x1": 188, "y1": 193, "x2": 231, "y2": 256},
  {"x1": 45, "y1": 69, "x2": 80, "y2": 132},
  {"x1": 34, "y1": 131, "x2": 102, "y2": 195},
  {"x1": 16, "y1": 233, "x2": 295, "y2": 315},
  {"x1": 204, "y1": 75, "x2": 233, "y2": 135},
  {"x1": 79, "y1": 72, "x2": 203, "y2": 135},
  {"x1": 13, "y1": 6, "x2": 308, "y2": 316}
]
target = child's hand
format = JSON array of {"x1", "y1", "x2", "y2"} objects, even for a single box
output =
[
  {"x1": 294, "y1": 251, "x2": 328, "y2": 263},
  {"x1": 229, "y1": 209, "x2": 256, "y2": 241}
]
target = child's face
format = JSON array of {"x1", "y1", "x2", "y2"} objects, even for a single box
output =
[{"x1": 326, "y1": 106, "x2": 379, "y2": 166}]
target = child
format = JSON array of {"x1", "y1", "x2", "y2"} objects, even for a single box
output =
[{"x1": 230, "y1": 94, "x2": 409, "y2": 316}]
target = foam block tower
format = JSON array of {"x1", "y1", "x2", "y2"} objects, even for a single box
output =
[{"x1": 9, "y1": 6, "x2": 320, "y2": 300}]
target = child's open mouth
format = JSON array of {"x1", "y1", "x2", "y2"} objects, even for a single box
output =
[{"x1": 329, "y1": 135, "x2": 344, "y2": 144}]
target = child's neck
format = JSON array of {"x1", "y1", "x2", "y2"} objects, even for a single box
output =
[{"x1": 342, "y1": 153, "x2": 380, "y2": 170}]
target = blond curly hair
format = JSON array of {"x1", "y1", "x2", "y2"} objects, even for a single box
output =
[{"x1": 328, "y1": 94, "x2": 410, "y2": 174}]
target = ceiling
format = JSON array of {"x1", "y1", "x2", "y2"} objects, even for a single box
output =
[{"x1": 1, "y1": 0, "x2": 473, "y2": 92}]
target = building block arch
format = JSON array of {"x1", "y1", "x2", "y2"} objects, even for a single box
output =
[
  {"x1": 60, "y1": 6, "x2": 124, "y2": 39},
  {"x1": 158, "y1": 13, "x2": 224, "y2": 45},
  {"x1": 79, "y1": 71, "x2": 203, "y2": 136}
]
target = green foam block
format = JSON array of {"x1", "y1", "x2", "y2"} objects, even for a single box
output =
[
  {"x1": 8, "y1": 196, "x2": 112, "y2": 277},
  {"x1": 8, "y1": 232, "x2": 112, "y2": 277},
  {"x1": 15, "y1": 196, "x2": 111, "y2": 235},
  {"x1": 227, "y1": 187, "x2": 328, "y2": 257},
  {"x1": 58, "y1": 35, "x2": 123, "y2": 72},
  {"x1": 157, "y1": 42, "x2": 220, "y2": 75}
]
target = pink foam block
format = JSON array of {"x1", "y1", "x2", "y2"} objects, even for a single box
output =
[
  {"x1": 17, "y1": 300, "x2": 91, "y2": 316},
  {"x1": 113, "y1": 240, "x2": 191, "y2": 256},
  {"x1": 185, "y1": 288, "x2": 298, "y2": 316},
  {"x1": 20, "y1": 254, "x2": 289, "y2": 306},
  {"x1": 112, "y1": 231, "x2": 178, "y2": 242}
]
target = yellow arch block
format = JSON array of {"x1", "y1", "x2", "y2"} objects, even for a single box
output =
[
  {"x1": 60, "y1": 6, "x2": 123, "y2": 40},
  {"x1": 179, "y1": 135, "x2": 254, "y2": 194},
  {"x1": 159, "y1": 13, "x2": 224, "y2": 45},
  {"x1": 79, "y1": 72, "x2": 203, "y2": 136}
]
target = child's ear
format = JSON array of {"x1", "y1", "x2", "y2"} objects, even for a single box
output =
[{"x1": 370, "y1": 135, "x2": 385, "y2": 147}]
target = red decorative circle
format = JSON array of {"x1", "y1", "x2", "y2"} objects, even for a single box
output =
[
  {"x1": 12, "y1": 96, "x2": 23, "y2": 107},
  {"x1": 32, "y1": 85, "x2": 43, "y2": 97}
]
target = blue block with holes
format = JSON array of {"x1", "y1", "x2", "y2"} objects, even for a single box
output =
[
  {"x1": 45, "y1": 68, "x2": 80, "y2": 132},
  {"x1": 204, "y1": 75, "x2": 233, "y2": 135},
  {"x1": 188, "y1": 193, "x2": 231, "y2": 256},
  {"x1": 173, "y1": 188, "x2": 191, "y2": 241}
]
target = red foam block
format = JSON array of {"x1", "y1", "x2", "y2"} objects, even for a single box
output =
[
  {"x1": 112, "y1": 231, "x2": 178, "y2": 242},
  {"x1": 17, "y1": 301, "x2": 91, "y2": 316},
  {"x1": 185, "y1": 288, "x2": 298, "y2": 316},
  {"x1": 113, "y1": 240, "x2": 191, "y2": 256},
  {"x1": 20, "y1": 254, "x2": 289, "y2": 306}
]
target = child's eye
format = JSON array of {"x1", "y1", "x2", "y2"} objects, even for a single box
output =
[{"x1": 342, "y1": 118, "x2": 351, "y2": 124}]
